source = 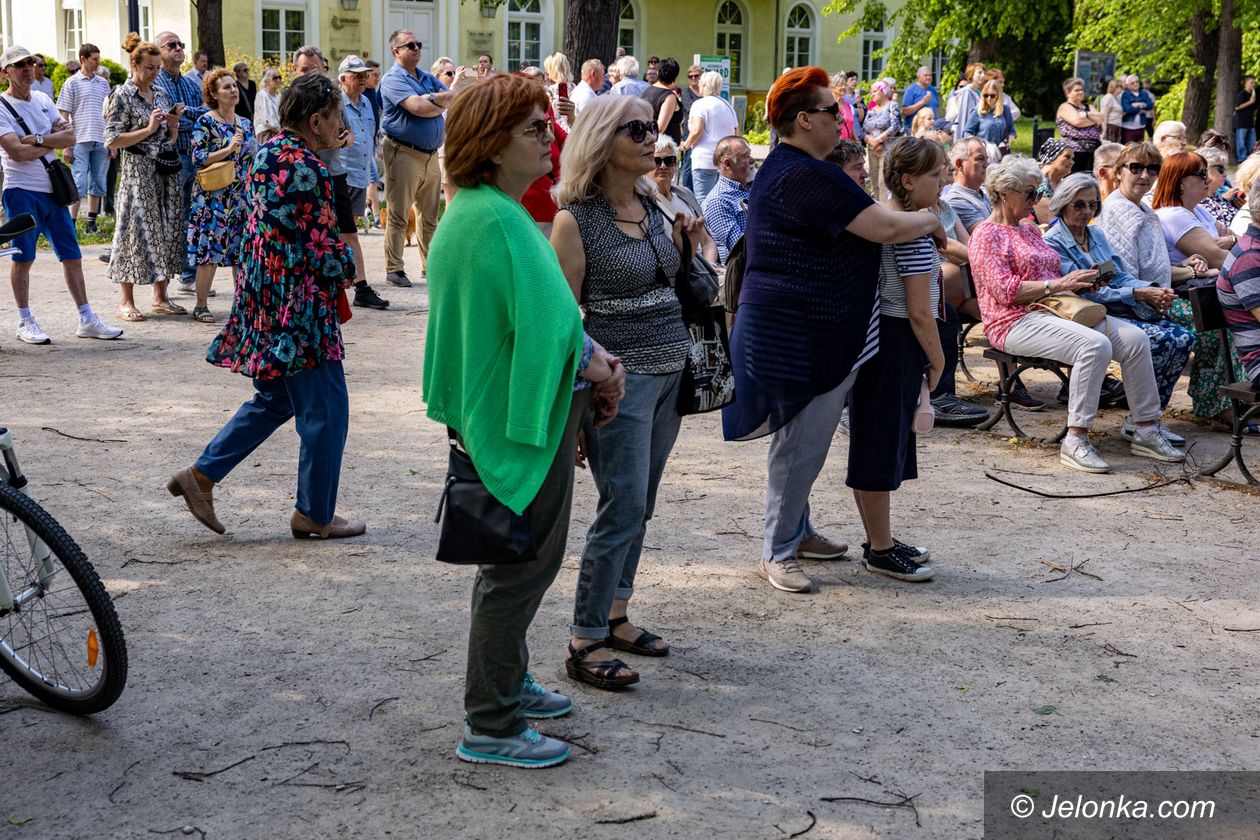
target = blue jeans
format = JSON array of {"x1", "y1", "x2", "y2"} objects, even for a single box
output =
[
  {"x1": 194, "y1": 361, "x2": 349, "y2": 524},
  {"x1": 692, "y1": 168, "x2": 719, "y2": 208},
  {"x1": 1236, "y1": 127, "x2": 1256, "y2": 163},
  {"x1": 571, "y1": 371, "x2": 683, "y2": 639},
  {"x1": 178, "y1": 152, "x2": 196, "y2": 284},
  {"x1": 70, "y1": 141, "x2": 109, "y2": 197},
  {"x1": 764, "y1": 371, "x2": 857, "y2": 563},
  {"x1": 681, "y1": 149, "x2": 694, "y2": 191}
]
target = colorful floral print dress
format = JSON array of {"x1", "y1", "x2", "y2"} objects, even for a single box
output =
[
  {"x1": 206, "y1": 131, "x2": 355, "y2": 380},
  {"x1": 187, "y1": 112, "x2": 254, "y2": 267}
]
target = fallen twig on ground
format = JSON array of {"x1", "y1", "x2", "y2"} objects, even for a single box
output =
[
  {"x1": 784, "y1": 810, "x2": 817, "y2": 838},
  {"x1": 820, "y1": 791, "x2": 922, "y2": 827},
  {"x1": 260, "y1": 739, "x2": 351, "y2": 754},
  {"x1": 595, "y1": 811, "x2": 657, "y2": 825},
  {"x1": 632, "y1": 720, "x2": 726, "y2": 738},
  {"x1": 172, "y1": 755, "x2": 256, "y2": 781},
  {"x1": 108, "y1": 760, "x2": 142, "y2": 805},
  {"x1": 1069, "y1": 622, "x2": 1113, "y2": 629},
  {"x1": 750, "y1": 716, "x2": 810, "y2": 733},
  {"x1": 41, "y1": 426, "x2": 127, "y2": 443},
  {"x1": 986, "y1": 472, "x2": 1191, "y2": 499},
  {"x1": 369, "y1": 696, "x2": 399, "y2": 720},
  {"x1": 1223, "y1": 626, "x2": 1260, "y2": 633}
]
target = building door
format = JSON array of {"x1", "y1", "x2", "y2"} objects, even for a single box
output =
[{"x1": 386, "y1": 1, "x2": 435, "y2": 65}]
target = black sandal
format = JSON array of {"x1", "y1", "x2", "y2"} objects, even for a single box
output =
[
  {"x1": 607, "y1": 616, "x2": 670, "y2": 657},
  {"x1": 565, "y1": 640, "x2": 640, "y2": 689}
]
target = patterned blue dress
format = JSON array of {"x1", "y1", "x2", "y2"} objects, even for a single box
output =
[{"x1": 188, "y1": 113, "x2": 254, "y2": 267}]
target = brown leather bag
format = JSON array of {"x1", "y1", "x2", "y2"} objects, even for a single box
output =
[{"x1": 1031, "y1": 292, "x2": 1107, "y2": 327}]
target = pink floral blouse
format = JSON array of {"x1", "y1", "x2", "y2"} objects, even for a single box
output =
[{"x1": 968, "y1": 220, "x2": 1062, "y2": 350}]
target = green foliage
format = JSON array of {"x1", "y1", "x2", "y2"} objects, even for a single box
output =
[
  {"x1": 744, "y1": 107, "x2": 771, "y2": 145},
  {"x1": 44, "y1": 56, "x2": 66, "y2": 98},
  {"x1": 224, "y1": 47, "x2": 294, "y2": 88},
  {"x1": 1063, "y1": 0, "x2": 1204, "y2": 86},
  {"x1": 1156, "y1": 78, "x2": 1187, "y2": 124},
  {"x1": 101, "y1": 59, "x2": 128, "y2": 87}
]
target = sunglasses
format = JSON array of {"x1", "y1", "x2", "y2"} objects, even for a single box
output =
[
  {"x1": 394, "y1": 41, "x2": 422, "y2": 52},
  {"x1": 688, "y1": 74, "x2": 701, "y2": 80},
  {"x1": 983, "y1": 93, "x2": 998, "y2": 99},
  {"x1": 1211, "y1": 164, "x2": 1227, "y2": 174},
  {"x1": 515, "y1": 118, "x2": 552, "y2": 141},
  {"x1": 163, "y1": 41, "x2": 185, "y2": 50},
  {"x1": 442, "y1": 70, "x2": 455, "y2": 78},
  {"x1": 617, "y1": 119, "x2": 658, "y2": 143},
  {"x1": 1069, "y1": 199, "x2": 1102, "y2": 214},
  {"x1": 1187, "y1": 170, "x2": 1208, "y2": 180},
  {"x1": 654, "y1": 155, "x2": 677, "y2": 168},
  {"x1": 1008, "y1": 186, "x2": 1037, "y2": 203},
  {"x1": 10, "y1": 59, "x2": 36, "y2": 69},
  {"x1": 802, "y1": 102, "x2": 841, "y2": 118},
  {"x1": 1124, "y1": 162, "x2": 1161, "y2": 177}
]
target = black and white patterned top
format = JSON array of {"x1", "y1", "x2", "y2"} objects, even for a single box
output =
[
  {"x1": 564, "y1": 192, "x2": 689, "y2": 374},
  {"x1": 878, "y1": 236, "x2": 941, "y2": 320}
]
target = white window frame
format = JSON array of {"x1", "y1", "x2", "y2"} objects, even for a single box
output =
[
  {"x1": 618, "y1": 0, "x2": 639, "y2": 61},
  {"x1": 256, "y1": 0, "x2": 319, "y2": 66},
  {"x1": 927, "y1": 48, "x2": 950, "y2": 84},
  {"x1": 61, "y1": 0, "x2": 85, "y2": 62},
  {"x1": 138, "y1": 0, "x2": 152, "y2": 43},
  {"x1": 504, "y1": 0, "x2": 543, "y2": 71},
  {"x1": 783, "y1": 3, "x2": 814, "y2": 69},
  {"x1": 861, "y1": 19, "x2": 886, "y2": 81},
  {"x1": 0, "y1": 0, "x2": 11, "y2": 51},
  {"x1": 715, "y1": 0, "x2": 747, "y2": 88}
]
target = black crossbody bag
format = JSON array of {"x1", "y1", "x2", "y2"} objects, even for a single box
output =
[
  {"x1": 433, "y1": 427, "x2": 535, "y2": 565},
  {"x1": 0, "y1": 97, "x2": 79, "y2": 207}
]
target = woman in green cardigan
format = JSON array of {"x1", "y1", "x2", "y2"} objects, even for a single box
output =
[{"x1": 422, "y1": 74, "x2": 625, "y2": 769}]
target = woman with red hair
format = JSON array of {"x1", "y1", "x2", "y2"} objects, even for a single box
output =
[
  {"x1": 1152, "y1": 150, "x2": 1235, "y2": 271},
  {"x1": 723, "y1": 66, "x2": 944, "y2": 594}
]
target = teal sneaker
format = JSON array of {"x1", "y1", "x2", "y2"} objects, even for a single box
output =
[
  {"x1": 456, "y1": 724, "x2": 571, "y2": 768},
  {"x1": 520, "y1": 672, "x2": 573, "y2": 719}
]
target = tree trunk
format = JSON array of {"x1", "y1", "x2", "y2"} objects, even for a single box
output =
[
  {"x1": 1213, "y1": 0, "x2": 1241, "y2": 139},
  {"x1": 564, "y1": 0, "x2": 619, "y2": 71},
  {"x1": 967, "y1": 36, "x2": 999, "y2": 65},
  {"x1": 1182, "y1": 6, "x2": 1217, "y2": 142},
  {"x1": 194, "y1": 0, "x2": 226, "y2": 69}
]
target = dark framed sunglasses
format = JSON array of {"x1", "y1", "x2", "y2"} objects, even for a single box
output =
[
  {"x1": 441, "y1": 70, "x2": 455, "y2": 78},
  {"x1": 1069, "y1": 199, "x2": 1102, "y2": 214},
  {"x1": 1211, "y1": 164, "x2": 1227, "y2": 174},
  {"x1": 394, "y1": 41, "x2": 421, "y2": 52},
  {"x1": 654, "y1": 155, "x2": 677, "y2": 168},
  {"x1": 983, "y1": 93, "x2": 998, "y2": 99},
  {"x1": 9, "y1": 58, "x2": 36, "y2": 69},
  {"x1": 1124, "y1": 162, "x2": 1161, "y2": 177},
  {"x1": 1010, "y1": 186, "x2": 1037, "y2": 203},
  {"x1": 617, "y1": 119, "x2": 658, "y2": 143},
  {"x1": 802, "y1": 101, "x2": 841, "y2": 118},
  {"x1": 163, "y1": 40, "x2": 185, "y2": 50},
  {"x1": 687, "y1": 73, "x2": 701, "y2": 80},
  {"x1": 1187, "y1": 169, "x2": 1208, "y2": 180},
  {"x1": 515, "y1": 118, "x2": 552, "y2": 141}
]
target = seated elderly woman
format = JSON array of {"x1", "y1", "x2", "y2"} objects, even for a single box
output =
[
  {"x1": 1153, "y1": 151, "x2": 1236, "y2": 271},
  {"x1": 1218, "y1": 179, "x2": 1260, "y2": 389},
  {"x1": 1198, "y1": 146, "x2": 1241, "y2": 229},
  {"x1": 968, "y1": 155, "x2": 1185, "y2": 473},
  {"x1": 1044, "y1": 172, "x2": 1193, "y2": 440},
  {"x1": 649, "y1": 135, "x2": 719, "y2": 263},
  {"x1": 1033, "y1": 138, "x2": 1076, "y2": 224},
  {"x1": 1153, "y1": 120, "x2": 1188, "y2": 157}
]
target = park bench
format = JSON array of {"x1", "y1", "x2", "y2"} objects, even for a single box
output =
[
  {"x1": 975, "y1": 347, "x2": 1071, "y2": 443},
  {"x1": 1187, "y1": 284, "x2": 1260, "y2": 485}
]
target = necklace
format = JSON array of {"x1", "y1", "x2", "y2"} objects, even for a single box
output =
[{"x1": 1071, "y1": 227, "x2": 1090, "y2": 250}]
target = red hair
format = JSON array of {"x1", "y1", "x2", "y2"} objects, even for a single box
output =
[
  {"x1": 444, "y1": 75, "x2": 549, "y2": 188},
  {"x1": 766, "y1": 66, "x2": 830, "y2": 135},
  {"x1": 1151, "y1": 151, "x2": 1205, "y2": 209}
]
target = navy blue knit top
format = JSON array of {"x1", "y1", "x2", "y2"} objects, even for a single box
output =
[{"x1": 722, "y1": 142, "x2": 880, "y2": 441}]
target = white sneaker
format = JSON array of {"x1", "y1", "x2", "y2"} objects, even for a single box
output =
[
  {"x1": 16, "y1": 318, "x2": 50, "y2": 345},
  {"x1": 1060, "y1": 438, "x2": 1111, "y2": 473},
  {"x1": 76, "y1": 317, "x2": 124, "y2": 340},
  {"x1": 1120, "y1": 416, "x2": 1186, "y2": 447},
  {"x1": 175, "y1": 281, "x2": 196, "y2": 295},
  {"x1": 1130, "y1": 429, "x2": 1185, "y2": 463}
]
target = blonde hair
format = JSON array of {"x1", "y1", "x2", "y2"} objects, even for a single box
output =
[
  {"x1": 911, "y1": 107, "x2": 936, "y2": 137},
  {"x1": 1235, "y1": 153, "x2": 1260, "y2": 195},
  {"x1": 978, "y1": 80, "x2": 1003, "y2": 116},
  {"x1": 555, "y1": 95, "x2": 656, "y2": 206},
  {"x1": 698, "y1": 70, "x2": 724, "y2": 97},
  {"x1": 544, "y1": 52, "x2": 573, "y2": 85}
]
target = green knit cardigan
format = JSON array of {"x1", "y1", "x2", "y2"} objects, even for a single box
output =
[{"x1": 422, "y1": 184, "x2": 585, "y2": 515}]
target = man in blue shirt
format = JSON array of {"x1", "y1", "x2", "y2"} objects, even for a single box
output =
[
  {"x1": 702, "y1": 136, "x2": 753, "y2": 263},
  {"x1": 901, "y1": 66, "x2": 939, "y2": 134},
  {"x1": 379, "y1": 29, "x2": 453, "y2": 287},
  {"x1": 339, "y1": 54, "x2": 390, "y2": 310},
  {"x1": 154, "y1": 31, "x2": 208, "y2": 292},
  {"x1": 609, "y1": 56, "x2": 650, "y2": 98}
]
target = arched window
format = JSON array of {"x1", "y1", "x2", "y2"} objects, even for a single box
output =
[
  {"x1": 715, "y1": 0, "x2": 746, "y2": 87},
  {"x1": 784, "y1": 4, "x2": 814, "y2": 69},
  {"x1": 506, "y1": 0, "x2": 543, "y2": 70},
  {"x1": 618, "y1": 0, "x2": 638, "y2": 60}
]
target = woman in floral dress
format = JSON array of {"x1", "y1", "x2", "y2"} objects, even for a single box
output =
[
  {"x1": 103, "y1": 33, "x2": 186, "y2": 321},
  {"x1": 167, "y1": 73, "x2": 366, "y2": 540},
  {"x1": 187, "y1": 68, "x2": 254, "y2": 323}
]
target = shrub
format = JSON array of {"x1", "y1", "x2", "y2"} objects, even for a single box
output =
[{"x1": 101, "y1": 58, "x2": 127, "y2": 87}]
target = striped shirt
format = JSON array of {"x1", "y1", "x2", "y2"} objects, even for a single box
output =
[
  {"x1": 879, "y1": 236, "x2": 942, "y2": 319},
  {"x1": 1218, "y1": 224, "x2": 1260, "y2": 383},
  {"x1": 154, "y1": 68, "x2": 208, "y2": 154},
  {"x1": 56, "y1": 72, "x2": 111, "y2": 143}
]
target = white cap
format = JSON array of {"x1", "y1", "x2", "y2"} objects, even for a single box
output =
[
  {"x1": 0, "y1": 46, "x2": 33, "y2": 69},
  {"x1": 338, "y1": 55, "x2": 370, "y2": 75}
]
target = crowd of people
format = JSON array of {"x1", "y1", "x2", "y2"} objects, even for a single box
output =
[{"x1": 2, "y1": 30, "x2": 1259, "y2": 773}]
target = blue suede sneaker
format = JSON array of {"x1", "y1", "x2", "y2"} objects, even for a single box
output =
[
  {"x1": 520, "y1": 672, "x2": 573, "y2": 719},
  {"x1": 456, "y1": 724, "x2": 571, "y2": 768}
]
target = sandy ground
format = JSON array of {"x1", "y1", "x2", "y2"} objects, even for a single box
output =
[{"x1": 1, "y1": 232, "x2": 1258, "y2": 840}]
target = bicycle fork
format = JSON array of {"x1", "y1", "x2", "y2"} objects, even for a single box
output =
[{"x1": 0, "y1": 428, "x2": 55, "y2": 613}]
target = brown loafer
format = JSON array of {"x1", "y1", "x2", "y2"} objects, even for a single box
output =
[
  {"x1": 167, "y1": 467, "x2": 226, "y2": 534},
  {"x1": 290, "y1": 511, "x2": 366, "y2": 539}
]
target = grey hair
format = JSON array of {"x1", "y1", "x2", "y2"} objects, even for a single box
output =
[
  {"x1": 580, "y1": 58, "x2": 604, "y2": 79},
  {"x1": 233, "y1": 61, "x2": 249, "y2": 73},
  {"x1": 261, "y1": 67, "x2": 281, "y2": 84},
  {"x1": 1249, "y1": 174, "x2": 1260, "y2": 218},
  {"x1": 951, "y1": 135, "x2": 986, "y2": 164},
  {"x1": 1092, "y1": 140, "x2": 1124, "y2": 177},
  {"x1": 654, "y1": 135, "x2": 680, "y2": 157},
  {"x1": 291, "y1": 44, "x2": 323, "y2": 66},
  {"x1": 918, "y1": 66, "x2": 931, "y2": 76},
  {"x1": 1197, "y1": 146, "x2": 1228, "y2": 169},
  {"x1": 615, "y1": 55, "x2": 640, "y2": 79},
  {"x1": 983, "y1": 154, "x2": 1041, "y2": 202},
  {"x1": 1049, "y1": 172, "x2": 1100, "y2": 217},
  {"x1": 829, "y1": 72, "x2": 846, "y2": 89}
]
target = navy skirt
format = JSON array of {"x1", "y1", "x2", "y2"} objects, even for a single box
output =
[{"x1": 846, "y1": 315, "x2": 927, "y2": 492}]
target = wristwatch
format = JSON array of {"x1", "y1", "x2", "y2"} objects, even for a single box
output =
[
  {"x1": 34, "y1": 135, "x2": 44, "y2": 147},
  {"x1": 1043, "y1": 279, "x2": 1051, "y2": 296},
  {"x1": 426, "y1": 93, "x2": 437, "y2": 106}
]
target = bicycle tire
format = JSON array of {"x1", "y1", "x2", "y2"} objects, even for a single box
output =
[{"x1": 0, "y1": 483, "x2": 127, "y2": 714}]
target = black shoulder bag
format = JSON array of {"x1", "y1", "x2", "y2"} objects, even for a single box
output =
[
  {"x1": 0, "y1": 97, "x2": 79, "y2": 207},
  {"x1": 433, "y1": 428, "x2": 535, "y2": 565}
]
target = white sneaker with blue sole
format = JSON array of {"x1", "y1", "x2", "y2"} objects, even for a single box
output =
[{"x1": 456, "y1": 724, "x2": 571, "y2": 768}]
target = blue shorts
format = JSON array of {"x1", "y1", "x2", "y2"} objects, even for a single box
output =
[
  {"x1": 71, "y1": 140, "x2": 109, "y2": 197},
  {"x1": 1, "y1": 188, "x2": 83, "y2": 263}
]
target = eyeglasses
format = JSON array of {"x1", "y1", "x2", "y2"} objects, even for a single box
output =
[
  {"x1": 1211, "y1": 164, "x2": 1227, "y2": 174},
  {"x1": 983, "y1": 93, "x2": 998, "y2": 99},
  {"x1": 1008, "y1": 186, "x2": 1036, "y2": 203},
  {"x1": 10, "y1": 59, "x2": 35, "y2": 69},
  {"x1": 1187, "y1": 170, "x2": 1208, "y2": 180},
  {"x1": 1124, "y1": 162, "x2": 1161, "y2": 177},
  {"x1": 687, "y1": 74, "x2": 701, "y2": 80},
  {"x1": 163, "y1": 41, "x2": 185, "y2": 50},
  {"x1": 1069, "y1": 199, "x2": 1102, "y2": 214},
  {"x1": 654, "y1": 155, "x2": 677, "y2": 168},
  {"x1": 442, "y1": 70, "x2": 455, "y2": 78},
  {"x1": 394, "y1": 41, "x2": 422, "y2": 52},
  {"x1": 801, "y1": 102, "x2": 841, "y2": 118},
  {"x1": 515, "y1": 119, "x2": 553, "y2": 141},
  {"x1": 616, "y1": 119, "x2": 658, "y2": 143}
]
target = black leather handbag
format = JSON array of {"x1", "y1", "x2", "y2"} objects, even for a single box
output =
[
  {"x1": 673, "y1": 232, "x2": 736, "y2": 415},
  {"x1": 433, "y1": 428, "x2": 535, "y2": 565},
  {"x1": 0, "y1": 98, "x2": 78, "y2": 207}
]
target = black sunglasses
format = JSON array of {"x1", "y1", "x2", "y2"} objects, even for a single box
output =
[
  {"x1": 687, "y1": 73, "x2": 701, "y2": 79},
  {"x1": 1124, "y1": 162, "x2": 1161, "y2": 177},
  {"x1": 394, "y1": 41, "x2": 421, "y2": 52},
  {"x1": 654, "y1": 155, "x2": 677, "y2": 167},
  {"x1": 801, "y1": 102, "x2": 841, "y2": 118},
  {"x1": 1187, "y1": 170, "x2": 1208, "y2": 180},
  {"x1": 1069, "y1": 199, "x2": 1102, "y2": 214},
  {"x1": 442, "y1": 70, "x2": 455, "y2": 77},
  {"x1": 163, "y1": 41, "x2": 185, "y2": 50},
  {"x1": 617, "y1": 119, "x2": 658, "y2": 143},
  {"x1": 1211, "y1": 164, "x2": 1227, "y2": 174}
]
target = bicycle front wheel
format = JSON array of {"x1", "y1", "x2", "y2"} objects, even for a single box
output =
[{"x1": 0, "y1": 483, "x2": 127, "y2": 714}]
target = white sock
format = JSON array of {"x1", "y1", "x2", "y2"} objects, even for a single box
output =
[
  {"x1": 17, "y1": 307, "x2": 32, "y2": 322},
  {"x1": 77, "y1": 303, "x2": 94, "y2": 323}
]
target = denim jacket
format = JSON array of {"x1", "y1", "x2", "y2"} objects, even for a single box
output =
[
  {"x1": 1043, "y1": 220, "x2": 1162, "y2": 321},
  {"x1": 339, "y1": 92, "x2": 377, "y2": 189}
]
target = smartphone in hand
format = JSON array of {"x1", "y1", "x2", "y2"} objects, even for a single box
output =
[
  {"x1": 557, "y1": 81, "x2": 569, "y2": 99},
  {"x1": 1092, "y1": 259, "x2": 1116, "y2": 286},
  {"x1": 169, "y1": 103, "x2": 186, "y2": 116}
]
